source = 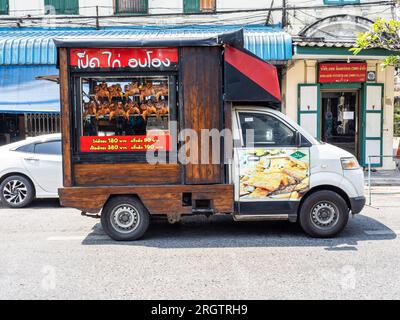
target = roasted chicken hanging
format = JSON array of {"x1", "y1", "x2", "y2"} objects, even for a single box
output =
[
  {"x1": 155, "y1": 100, "x2": 169, "y2": 119},
  {"x1": 96, "y1": 101, "x2": 111, "y2": 119},
  {"x1": 139, "y1": 101, "x2": 157, "y2": 120},
  {"x1": 94, "y1": 82, "x2": 110, "y2": 102},
  {"x1": 110, "y1": 102, "x2": 127, "y2": 120},
  {"x1": 89, "y1": 80, "x2": 170, "y2": 122},
  {"x1": 108, "y1": 84, "x2": 123, "y2": 102},
  {"x1": 124, "y1": 83, "x2": 141, "y2": 100},
  {"x1": 83, "y1": 100, "x2": 98, "y2": 118},
  {"x1": 139, "y1": 83, "x2": 156, "y2": 102},
  {"x1": 125, "y1": 100, "x2": 141, "y2": 118},
  {"x1": 154, "y1": 84, "x2": 169, "y2": 101}
]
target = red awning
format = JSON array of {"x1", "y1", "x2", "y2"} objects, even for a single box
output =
[{"x1": 224, "y1": 45, "x2": 281, "y2": 103}]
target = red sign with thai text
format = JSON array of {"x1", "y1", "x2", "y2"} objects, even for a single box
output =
[
  {"x1": 80, "y1": 135, "x2": 171, "y2": 153},
  {"x1": 70, "y1": 48, "x2": 178, "y2": 69},
  {"x1": 318, "y1": 63, "x2": 367, "y2": 83}
]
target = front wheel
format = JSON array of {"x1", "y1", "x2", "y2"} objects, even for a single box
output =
[
  {"x1": 101, "y1": 196, "x2": 150, "y2": 241},
  {"x1": 299, "y1": 190, "x2": 349, "y2": 238}
]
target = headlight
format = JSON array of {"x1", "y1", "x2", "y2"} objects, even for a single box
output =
[{"x1": 341, "y1": 157, "x2": 360, "y2": 170}]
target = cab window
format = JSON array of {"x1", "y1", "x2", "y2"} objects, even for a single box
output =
[{"x1": 238, "y1": 112, "x2": 296, "y2": 147}]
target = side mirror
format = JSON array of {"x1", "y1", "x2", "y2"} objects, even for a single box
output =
[{"x1": 295, "y1": 131, "x2": 302, "y2": 147}]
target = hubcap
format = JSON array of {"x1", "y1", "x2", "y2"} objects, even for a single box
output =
[
  {"x1": 311, "y1": 201, "x2": 339, "y2": 230},
  {"x1": 110, "y1": 204, "x2": 140, "y2": 234},
  {"x1": 3, "y1": 180, "x2": 28, "y2": 205}
]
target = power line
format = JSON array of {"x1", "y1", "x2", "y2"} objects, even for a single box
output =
[{"x1": 0, "y1": 1, "x2": 395, "y2": 21}]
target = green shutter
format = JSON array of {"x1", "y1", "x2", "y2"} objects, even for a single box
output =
[
  {"x1": 116, "y1": 0, "x2": 148, "y2": 14},
  {"x1": 360, "y1": 83, "x2": 384, "y2": 167},
  {"x1": 45, "y1": 0, "x2": 79, "y2": 15},
  {"x1": 0, "y1": 0, "x2": 9, "y2": 15},
  {"x1": 298, "y1": 84, "x2": 321, "y2": 139},
  {"x1": 184, "y1": 0, "x2": 200, "y2": 13}
]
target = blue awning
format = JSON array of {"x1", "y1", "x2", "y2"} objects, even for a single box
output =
[
  {"x1": 0, "y1": 25, "x2": 292, "y2": 65},
  {"x1": 0, "y1": 66, "x2": 60, "y2": 113}
]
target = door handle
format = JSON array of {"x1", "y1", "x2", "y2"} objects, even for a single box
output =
[{"x1": 24, "y1": 157, "x2": 39, "y2": 161}]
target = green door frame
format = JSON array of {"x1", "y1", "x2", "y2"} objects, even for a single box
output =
[
  {"x1": 360, "y1": 83, "x2": 384, "y2": 167},
  {"x1": 298, "y1": 83, "x2": 321, "y2": 139},
  {"x1": 320, "y1": 82, "x2": 385, "y2": 167},
  {"x1": 320, "y1": 82, "x2": 363, "y2": 160}
]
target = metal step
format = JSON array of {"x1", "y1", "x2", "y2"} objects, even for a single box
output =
[{"x1": 233, "y1": 214, "x2": 289, "y2": 222}]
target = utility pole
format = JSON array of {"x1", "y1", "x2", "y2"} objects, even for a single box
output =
[
  {"x1": 282, "y1": 0, "x2": 287, "y2": 28},
  {"x1": 96, "y1": 5, "x2": 100, "y2": 30}
]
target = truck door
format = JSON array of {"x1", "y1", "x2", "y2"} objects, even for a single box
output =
[{"x1": 233, "y1": 109, "x2": 311, "y2": 217}]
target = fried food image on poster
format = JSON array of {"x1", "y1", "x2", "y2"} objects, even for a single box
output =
[{"x1": 239, "y1": 148, "x2": 310, "y2": 200}]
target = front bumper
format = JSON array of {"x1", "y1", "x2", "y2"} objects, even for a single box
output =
[{"x1": 350, "y1": 196, "x2": 366, "y2": 214}]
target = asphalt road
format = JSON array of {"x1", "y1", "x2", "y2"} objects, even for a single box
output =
[{"x1": 1, "y1": 187, "x2": 400, "y2": 300}]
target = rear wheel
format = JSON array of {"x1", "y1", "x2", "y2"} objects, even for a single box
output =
[
  {"x1": 101, "y1": 196, "x2": 150, "y2": 241},
  {"x1": 299, "y1": 190, "x2": 349, "y2": 238},
  {"x1": 0, "y1": 175, "x2": 35, "y2": 208}
]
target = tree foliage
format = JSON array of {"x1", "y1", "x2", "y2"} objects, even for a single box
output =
[{"x1": 351, "y1": 18, "x2": 400, "y2": 68}]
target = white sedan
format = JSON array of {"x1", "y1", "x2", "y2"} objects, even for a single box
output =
[{"x1": 0, "y1": 134, "x2": 62, "y2": 208}]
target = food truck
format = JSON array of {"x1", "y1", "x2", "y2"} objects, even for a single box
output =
[{"x1": 55, "y1": 30, "x2": 365, "y2": 241}]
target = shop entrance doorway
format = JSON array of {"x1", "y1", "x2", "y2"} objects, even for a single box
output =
[{"x1": 321, "y1": 90, "x2": 359, "y2": 158}]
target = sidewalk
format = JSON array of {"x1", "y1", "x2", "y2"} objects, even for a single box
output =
[{"x1": 364, "y1": 169, "x2": 400, "y2": 186}]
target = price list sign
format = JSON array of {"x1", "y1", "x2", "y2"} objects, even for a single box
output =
[{"x1": 80, "y1": 135, "x2": 171, "y2": 152}]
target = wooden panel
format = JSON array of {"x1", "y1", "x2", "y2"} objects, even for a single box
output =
[
  {"x1": 59, "y1": 184, "x2": 234, "y2": 214},
  {"x1": 181, "y1": 47, "x2": 222, "y2": 185},
  {"x1": 59, "y1": 48, "x2": 73, "y2": 187},
  {"x1": 74, "y1": 163, "x2": 181, "y2": 186}
]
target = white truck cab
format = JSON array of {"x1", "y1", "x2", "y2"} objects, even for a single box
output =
[{"x1": 231, "y1": 107, "x2": 365, "y2": 238}]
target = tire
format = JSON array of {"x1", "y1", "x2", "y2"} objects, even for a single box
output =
[
  {"x1": 299, "y1": 190, "x2": 349, "y2": 238},
  {"x1": 101, "y1": 196, "x2": 150, "y2": 241},
  {"x1": 0, "y1": 175, "x2": 35, "y2": 208}
]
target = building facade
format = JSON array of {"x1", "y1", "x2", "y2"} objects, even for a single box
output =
[
  {"x1": 0, "y1": 0, "x2": 398, "y2": 168},
  {"x1": 280, "y1": 2, "x2": 397, "y2": 169}
]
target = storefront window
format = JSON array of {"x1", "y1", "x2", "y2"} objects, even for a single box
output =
[{"x1": 78, "y1": 75, "x2": 175, "y2": 153}]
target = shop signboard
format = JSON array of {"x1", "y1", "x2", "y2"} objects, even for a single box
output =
[
  {"x1": 69, "y1": 48, "x2": 179, "y2": 70},
  {"x1": 318, "y1": 63, "x2": 367, "y2": 83}
]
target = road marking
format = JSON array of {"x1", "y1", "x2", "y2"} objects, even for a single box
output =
[
  {"x1": 364, "y1": 230, "x2": 400, "y2": 236},
  {"x1": 47, "y1": 235, "x2": 110, "y2": 241}
]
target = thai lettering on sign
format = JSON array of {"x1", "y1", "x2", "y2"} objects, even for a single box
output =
[
  {"x1": 70, "y1": 48, "x2": 179, "y2": 70},
  {"x1": 318, "y1": 63, "x2": 367, "y2": 83}
]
